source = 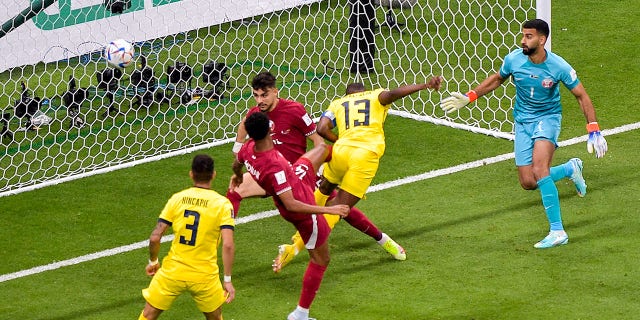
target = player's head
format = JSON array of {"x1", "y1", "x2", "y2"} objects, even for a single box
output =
[
  {"x1": 521, "y1": 19, "x2": 549, "y2": 56},
  {"x1": 244, "y1": 111, "x2": 271, "y2": 141},
  {"x1": 190, "y1": 154, "x2": 215, "y2": 183},
  {"x1": 251, "y1": 71, "x2": 279, "y2": 112},
  {"x1": 346, "y1": 82, "x2": 366, "y2": 95}
]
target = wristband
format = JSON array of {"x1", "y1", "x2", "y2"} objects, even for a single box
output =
[
  {"x1": 586, "y1": 122, "x2": 600, "y2": 133},
  {"x1": 223, "y1": 275, "x2": 232, "y2": 282},
  {"x1": 232, "y1": 141, "x2": 243, "y2": 153},
  {"x1": 466, "y1": 90, "x2": 478, "y2": 103},
  {"x1": 148, "y1": 258, "x2": 158, "y2": 266}
]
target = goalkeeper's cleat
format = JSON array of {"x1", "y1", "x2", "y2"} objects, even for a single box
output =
[
  {"x1": 273, "y1": 244, "x2": 298, "y2": 273},
  {"x1": 568, "y1": 158, "x2": 587, "y2": 197},
  {"x1": 534, "y1": 231, "x2": 569, "y2": 249},
  {"x1": 380, "y1": 234, "x2": 406, "y2": 261}
]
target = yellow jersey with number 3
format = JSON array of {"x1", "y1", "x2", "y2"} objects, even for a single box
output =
[
  {"x1": 158, "y1": 187, "x2": 235, "y2": 282},
  {"x1": 324, "y1": 88, "x2": 389, "y2": 156}
]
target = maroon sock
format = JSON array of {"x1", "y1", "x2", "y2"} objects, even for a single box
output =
[
  {"x1": 226, "y1": 189, "x2": 242, "y2": 218},
  {"x1": 344, "y1": 206, "x2": 383, "y2": 241},
  {"x1": 298, "y1": 262, "x2": 327, "y2": 309},
  {"x1": 324, "y1": 144, "x2": 333, "y2": 162}
]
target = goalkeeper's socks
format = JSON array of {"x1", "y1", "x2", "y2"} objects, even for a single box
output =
[
  {"x1": 538, "y1": 176, "x2": 564, "y2": 231},
  {"x1": 550, "y1": 161, "x2": 572, "y2": 182}
]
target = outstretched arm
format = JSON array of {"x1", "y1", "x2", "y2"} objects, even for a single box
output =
[
  {"x1": 472, "y1": 72, "x2": 506, "y2": 98},
  {"x1": 440, "y1": 72, "x2": 505, "y2": 113},
  {"x1": 378, "y1": 76, "x2": 442, "y2": 105}
]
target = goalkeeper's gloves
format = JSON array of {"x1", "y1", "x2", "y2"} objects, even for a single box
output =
[
  {"x1": 586, "y1": 122, "x2": 608, "y2": 158},
  {"x1": 440, "y1": 90, "x2": 478, "y2": 113}
]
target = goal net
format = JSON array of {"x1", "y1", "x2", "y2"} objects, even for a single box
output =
[{"x1": 0, "y1": 0, "x2": 538, "y2": 196}]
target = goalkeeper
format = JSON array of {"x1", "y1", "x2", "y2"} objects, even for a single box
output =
[{"x1": 441, "y1": 19, "x2": 607, "y2": 249}]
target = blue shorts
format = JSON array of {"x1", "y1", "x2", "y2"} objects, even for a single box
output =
[{"x1": 514, "y1": 114, "x2": 562, "y2": 166}]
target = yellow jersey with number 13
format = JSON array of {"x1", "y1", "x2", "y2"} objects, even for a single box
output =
[{"x1": 324, "y1": 88, "x2": 388, "y2": 156}]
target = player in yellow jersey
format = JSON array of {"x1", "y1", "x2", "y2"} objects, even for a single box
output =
[
  {"x1": 274, "y1": 77, "x2": 442, "y2": 270},
  {"x1": 139, "y1": 154, "x2": 235, "y2": 320}
]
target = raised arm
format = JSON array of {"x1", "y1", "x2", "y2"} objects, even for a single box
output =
[
  {"x1": 440, "y1": 72, "x2": 506, "y2": 113},
  {"x1": 232, "y1": 116, "x2": 248, "y2": 154},
  {"x1": 378, "y1": 76, "x2": 442, "y2": 105}
]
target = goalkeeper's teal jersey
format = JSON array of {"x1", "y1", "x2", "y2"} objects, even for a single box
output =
[{"x1": 500, "y1": 49, "x2": 580, "y2": 123}]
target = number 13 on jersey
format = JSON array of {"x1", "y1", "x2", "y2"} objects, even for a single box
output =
[{"x1": 341, "y1": 99, "x2": 371, "y2": 128}]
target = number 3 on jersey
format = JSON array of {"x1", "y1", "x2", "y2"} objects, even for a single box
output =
[
  {"x1": 179, "y1": 210, "x2": 200, "y2": 246},
  {"x1": 341, "y1": 99, "x2": 370, "y2": 128}
]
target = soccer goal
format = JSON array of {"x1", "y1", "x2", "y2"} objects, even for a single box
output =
[{"x1": 0, "y1": 0, "x2": 548, "y2": 196}]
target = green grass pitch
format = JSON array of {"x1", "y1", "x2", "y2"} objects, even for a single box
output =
[{"x1": 1, "y1": 0, "x2": 640, "y2": 319}]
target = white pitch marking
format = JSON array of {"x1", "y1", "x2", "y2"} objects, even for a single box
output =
[{"x1": 2, "y1": 122, "x2": 639, "y2": 283}]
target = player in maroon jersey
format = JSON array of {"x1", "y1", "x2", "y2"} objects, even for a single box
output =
[
  {"x1": 232, "y1": 111, "x2": 349, "y2": 320},
  {"x1": 226, "y1": 71, "x2": 325, "y2": 216},
  {"x1": 227, "y1": 71, "x2": 406, "y2": 273}
]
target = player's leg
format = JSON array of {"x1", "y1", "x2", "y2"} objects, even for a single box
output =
[
  {"x1": 191, "y1": 278, "x2": 227, "y2": 320},
  {"x1": 298, "y1": 144, "x2": 331, "y2": 173},
  {"x1": 273, "y1": 182, "x2": 338, "y2": 273},
  {"x1": 203, "y1": 309, "x2": 223, "y2": 320},
  {"x1": 289, "y1": 243, "x2": 329, "y2": 320},
  {"x1": 140, "y1": 271, "x2": 183, "y2": 320},
  {"x1": 287, "y1": 216, "x2": 330, "y2": 320},
  {"x1": 332, "y1": 148, "x2": 407, "y2": 260},
  {"x1": 139, "y1": 302, "x2": 163, "y2": 320},
  {"x1": 550, "y1": 158, "x2": 587, "y2": 197},
  {"x1": 226, "y1": 172, "x2": 267, "y2": 217},
  {"x1": 273, "y1": 159, "x2": 333, "y2": 273},
  {"x1": 526, "y1": 116, "x2": 568, "y2": 248}
]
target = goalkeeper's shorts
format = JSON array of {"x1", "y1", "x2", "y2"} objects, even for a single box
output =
[{"x1": 514, "y1": 114, "x2": 561, "y2": 166}]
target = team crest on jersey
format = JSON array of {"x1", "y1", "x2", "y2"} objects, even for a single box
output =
[{"x1": 542, "y1": 78, "x2": 554, "y2": 88}]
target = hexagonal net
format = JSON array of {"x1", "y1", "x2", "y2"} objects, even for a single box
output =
[{"x1": 0, "y1": 0, "x2": 536, "y2": 195}]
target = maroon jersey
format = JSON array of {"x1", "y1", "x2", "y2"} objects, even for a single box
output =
[
  {"x1": 237, "y1": 140, "x2": 329, "y2": 247},
  {"x1": 245, "y1": 99, "x2": 316, "y2": 163}
]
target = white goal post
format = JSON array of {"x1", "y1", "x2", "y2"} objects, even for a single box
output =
[{"x1": 0, "y1": 0, "x2": 550, "y2": 196}]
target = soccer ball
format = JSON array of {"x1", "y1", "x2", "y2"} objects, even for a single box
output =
[{"x1": 104, "y1": 39, "x2": 135, "y2": 68}]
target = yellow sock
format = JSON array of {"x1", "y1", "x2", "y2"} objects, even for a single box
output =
[
  {"x1": 324, "y1": 213, "x2": 340, "y2": 229},
  {"x1": 138, "y1": 311, "x2": 148, "y2": 320},
  {"x1": 291, "y1": 231, "x2": 305, "y2": 253},
  {"x1": 314, "y1": 188, "x2": 330, "y2": 206}
]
